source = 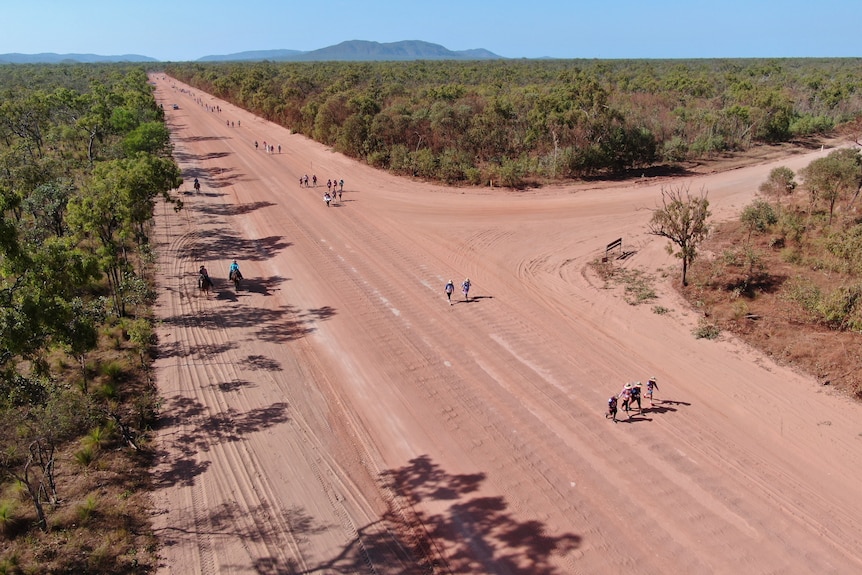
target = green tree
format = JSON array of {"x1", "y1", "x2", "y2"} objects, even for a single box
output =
[
  {"x1": 648, "y1": 185, "x2": 711, "y2": 286},
  {"x1": 741, "y1": 199, "x2": 778, "y2": 241},
  {"x1": 68, "y1": 154, "x2": 180, "y2": 316},
  {"x1": 758, "y1": 166, "x2": 796, "y2": 211},
  {"x1": 800, "y1": 148, "x2": 862, "y2": 224},
  {"x1": 121, "y1": 121, "x2": 172, "y2": 157}
]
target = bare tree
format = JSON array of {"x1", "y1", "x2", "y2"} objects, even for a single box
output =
[{"x1": 648, "y1": 185, "x2": 711, "y2": 286}]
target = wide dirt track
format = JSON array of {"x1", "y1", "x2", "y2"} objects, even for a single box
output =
[{"x1": 149, "y1": 75, "x2": 862, "y2": 574}]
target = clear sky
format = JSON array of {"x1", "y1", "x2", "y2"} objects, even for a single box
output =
[{"x1": 2, "y1": 0, "x2": 859, "y2": 61}]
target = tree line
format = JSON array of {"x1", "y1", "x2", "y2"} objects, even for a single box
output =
[
  {"x1": 0, "y1": 63, "x2": 180, "y2": 570},
  {"x1": 165, "y1": 58, "x2": 862, "y2": 187}
]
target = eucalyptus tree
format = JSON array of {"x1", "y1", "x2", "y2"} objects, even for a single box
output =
[
  {"x1": 68, "y1": 153, "x2": 180, "y2": 316},
  {"x1": 648, "y1": 185, "x2": 711, "y2": 286},
  {"x1": 800, "y1": 148, "x2": 862, "y2": 224}
]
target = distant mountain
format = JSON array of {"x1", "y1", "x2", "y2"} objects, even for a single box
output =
[
  {"x1": 0, "y1": 41, "x2": 503, "y2": 65},
  {"x1": 0, "y1": 52, "x2": 157, "y2": 64},
  {"x1": 197, "y1": 49, "x2": 304, "y2": 62},
  {"x1": 197, "y1": 40, "x2": 504, "y2": 62}
]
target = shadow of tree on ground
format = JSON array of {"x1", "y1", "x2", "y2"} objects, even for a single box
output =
[
  {"x1": 376, "y1": 455, "x2": 581, "y2": 574},
  {"x1": 152, "y1": 396, "x2": 289, "y2": 489},
  {"x1": 162, "y1": 303, "x2": 320, "y2": 341},
  {"x1": 177, "y1": 229, "x2": 292, "y2": 266},
  {"x1": 278, "y1": 455, "x2": 582, "y2": 573}
]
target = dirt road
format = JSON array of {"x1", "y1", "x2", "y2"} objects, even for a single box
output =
[{"x1": 149, "y1": 76, "x2": 862, "y2": 574}]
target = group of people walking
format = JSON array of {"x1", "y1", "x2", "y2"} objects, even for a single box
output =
[
  {"x1": 607, "y1": 377, "x2": 659, "y2": 422},
  {"x1": 444, "y1": 278, "x2": 471, "y2": 304},
  {"x1": 320, "y1": 177, "x2": 344, "y2": 206},
  {"x1": 254, "y1": 140, "x2": 280, "y2": 154}
]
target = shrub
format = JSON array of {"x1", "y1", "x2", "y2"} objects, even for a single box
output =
[
  {"x1": 497, "y1": 157, "x2": 526, "y2": 188},
  {"x1": 83, "y1": 426, "x2": 108, "y2": 451},
  {"x1": 100, "y1": 361, "x2": 124, "y2": 382},
  {"x1": 790, "y1": 114, "x2": 835, "y2": 136},
  {"x1": 816, "y1": 284, "x2": 862, "y2": 331},
  {"x1": 777, "y1": 210, "x2": 807, "y2": 244},
  {"x1": 823, "y1": 224, "x2": 862, "y2": 275},
  {"x1": 0, "y1": 500, "x2": 19, "y2": 536},
  {"x1": 74, "y1": 446, "x2": 96, "y2": 468},
  {"x1": 741, "y1": 200, "x2": 778, "y2": 237},
  {"x1": 95, "y1": 381, "x2": 118, "y2": 400},
  {"x1": 0, "y1": 555, "x2": 20, "y2": 575},
  {"x1": 693, "y1": 319, "x2": 720, "y2": 339},
  {"x1": 783, "y1": 277, "x2": 821, "y2": 313},
  {"x1": 76, "y1": 495, "x2": 98, "y2": 523}
]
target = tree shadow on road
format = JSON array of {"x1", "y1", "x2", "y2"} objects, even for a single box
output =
[
  {"x1": 239, "y1": 354, "x2": 282, "y2": 372},
  {"x1": 376, "y1": 455, "x2": 581, "y2": 573},
  {"x1": 159, "y1": 452, "x2": 580, "y2": 572},
  {"x1": 301, "y1": 306, "x2": 336, "y2": 322},
  {"x1": 152, "y1": 396, "x2": 290, "y2": 489},
  {"x1": 176, "y1": 135, "x2": 230, "y2": 143},
  {"x1": 162, "y1": 303, "x2": 318, "y2": 342},
  {"x1": 180, "y1": 230, "x2": 292, "y2": 265},
  {"x1": 241, "y1": 275, "x2": 286, "y2": 296},
  {"x1": 253, "y1": 454, "x2": 583, "y2": 573},
  {"x1": 196, "y1": 200, "x2": 276, "y2": 217}
]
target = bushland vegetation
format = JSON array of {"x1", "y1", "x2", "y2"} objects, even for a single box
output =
[
  {"x1": 0, "y1": 63, "x2": 181, "y2": 573},
  {"x1": 682, "y1": 146, "x2": 862, "y2": 397},
  {"x1": 166, "y1": 58, "x2": 862, "y2": 187}
]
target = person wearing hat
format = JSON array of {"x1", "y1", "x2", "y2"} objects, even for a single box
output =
[
  {"x1": 461, "y1": 278, "x2": 471, "y2": 301},
  {"x1": 229, "y1": 259, "x2": 242, "y2": 281},
  {"x1": 619, "y1": 383, "x2": 633, "y2": 414},
  {"x1": 444, "y1": 280, "x2": 455, "y2": 304},
  {"x1": 631, "y1": 382, "x2": 643, "y2": 412},
  {"x1": 646, "y1": 377, "x2": 659, "y2": 406}
]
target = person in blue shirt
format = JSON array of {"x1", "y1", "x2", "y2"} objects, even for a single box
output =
[
  {"x1": 445, "y1": 280, "x2": 455, "y2": 305},
  {"x1": 461, "y1": 278, "x2": 471, "y2": 301},
  {"x1": 229, "y1": 260, "x2": 242, "y2": 281}
]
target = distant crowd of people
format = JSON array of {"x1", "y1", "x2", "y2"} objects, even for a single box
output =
[{"x1": 254, "y1": 140, "x2": 280, "y2": 154}]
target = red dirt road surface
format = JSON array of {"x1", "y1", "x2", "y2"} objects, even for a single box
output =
[{"x1": 149, "y1": 76, "x2": 862, "y2": 574}]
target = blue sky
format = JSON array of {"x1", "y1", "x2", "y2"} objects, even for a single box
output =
[{"x1": 2, "y1": 0, "x2": 859, "y2": 61}]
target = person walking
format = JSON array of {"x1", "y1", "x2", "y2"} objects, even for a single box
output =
[
  {"x1": 631, "y1": 382, "x2": 643, "y2": 412},
  {"x1": 619, "y1": 383, "x2": 633, "y2": 415},
  {"x1": 646, "y1": 377, "x2": 659, "y2": 406},
  {"x1": 324, "y1": 192, "x2": 331, "y2": 207},
  {"x1": 444, "y1": 280, "x2": 455, "y2": 305},
  {"x1": 607, "y1": 396, "x2": 618, "y2": 422},
  {"x1": 461, "y1": 278, "x2": 471, "y2": 301},
  {"x1": 312, "y1": 174, "x2": 317, "y2": 187}
]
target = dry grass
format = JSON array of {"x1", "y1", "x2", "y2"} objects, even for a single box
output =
[{"x1": 0, "y1": 329, "x2": 158, "y2": 573}]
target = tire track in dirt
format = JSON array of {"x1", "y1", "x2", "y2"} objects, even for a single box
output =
[
  {"x1": 159, "y1": 145, "x2": 423, "y2": 572},
  {"x1": 155, "y1": 215, "x2": 305, "y2": 571}
]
